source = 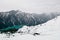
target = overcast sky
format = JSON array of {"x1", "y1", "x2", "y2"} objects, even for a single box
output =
[{"x1": 0, "y1": 0, "x2": 60, "y2": 13}]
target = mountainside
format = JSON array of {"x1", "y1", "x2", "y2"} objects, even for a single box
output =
[{"x1": 0, "y1": 10, "x2": 60, "y2": 33}]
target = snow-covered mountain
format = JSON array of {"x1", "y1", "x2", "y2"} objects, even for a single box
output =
[
  {"x1": 0, "y1": 15, "x2": 60, "y2": 40},
  {"x1": 0, "y1": 10, "x2": 60, "y2": 33}
]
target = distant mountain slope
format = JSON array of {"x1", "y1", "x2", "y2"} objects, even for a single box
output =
[{"x1": 0, "y1": 10, "x2": 60, "y2": 33}]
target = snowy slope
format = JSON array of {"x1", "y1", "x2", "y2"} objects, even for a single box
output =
[
  {"x1": 0, "y1": 16, "x2": 60, "y2": 40},
  {"x1": 0, "y1": 10, "x2": 60, "y2": 30}
]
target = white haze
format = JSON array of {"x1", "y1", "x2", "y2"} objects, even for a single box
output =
[{"x1": 0, "y1": 0, "x2": 60, "y2": 13}]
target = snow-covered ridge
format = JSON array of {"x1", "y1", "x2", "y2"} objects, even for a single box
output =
[
  {"x1": 0, "y1": 10, "x2": 60, "y2": 33},
  {"x1": 0, "y1": 10, "x2": 60, "y2": 30}
]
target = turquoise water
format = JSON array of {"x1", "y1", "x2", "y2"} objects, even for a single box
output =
[{"x1": 0, "y1": 25, "x2": 23, "y2": 33}]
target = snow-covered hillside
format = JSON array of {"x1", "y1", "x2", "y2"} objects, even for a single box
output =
[
  {"x1": 0, "y1": 10, "x2": 60, "y2": 30},
  {"x1": 0, "y1": 16, "x2": 60, "y2": 40}
]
